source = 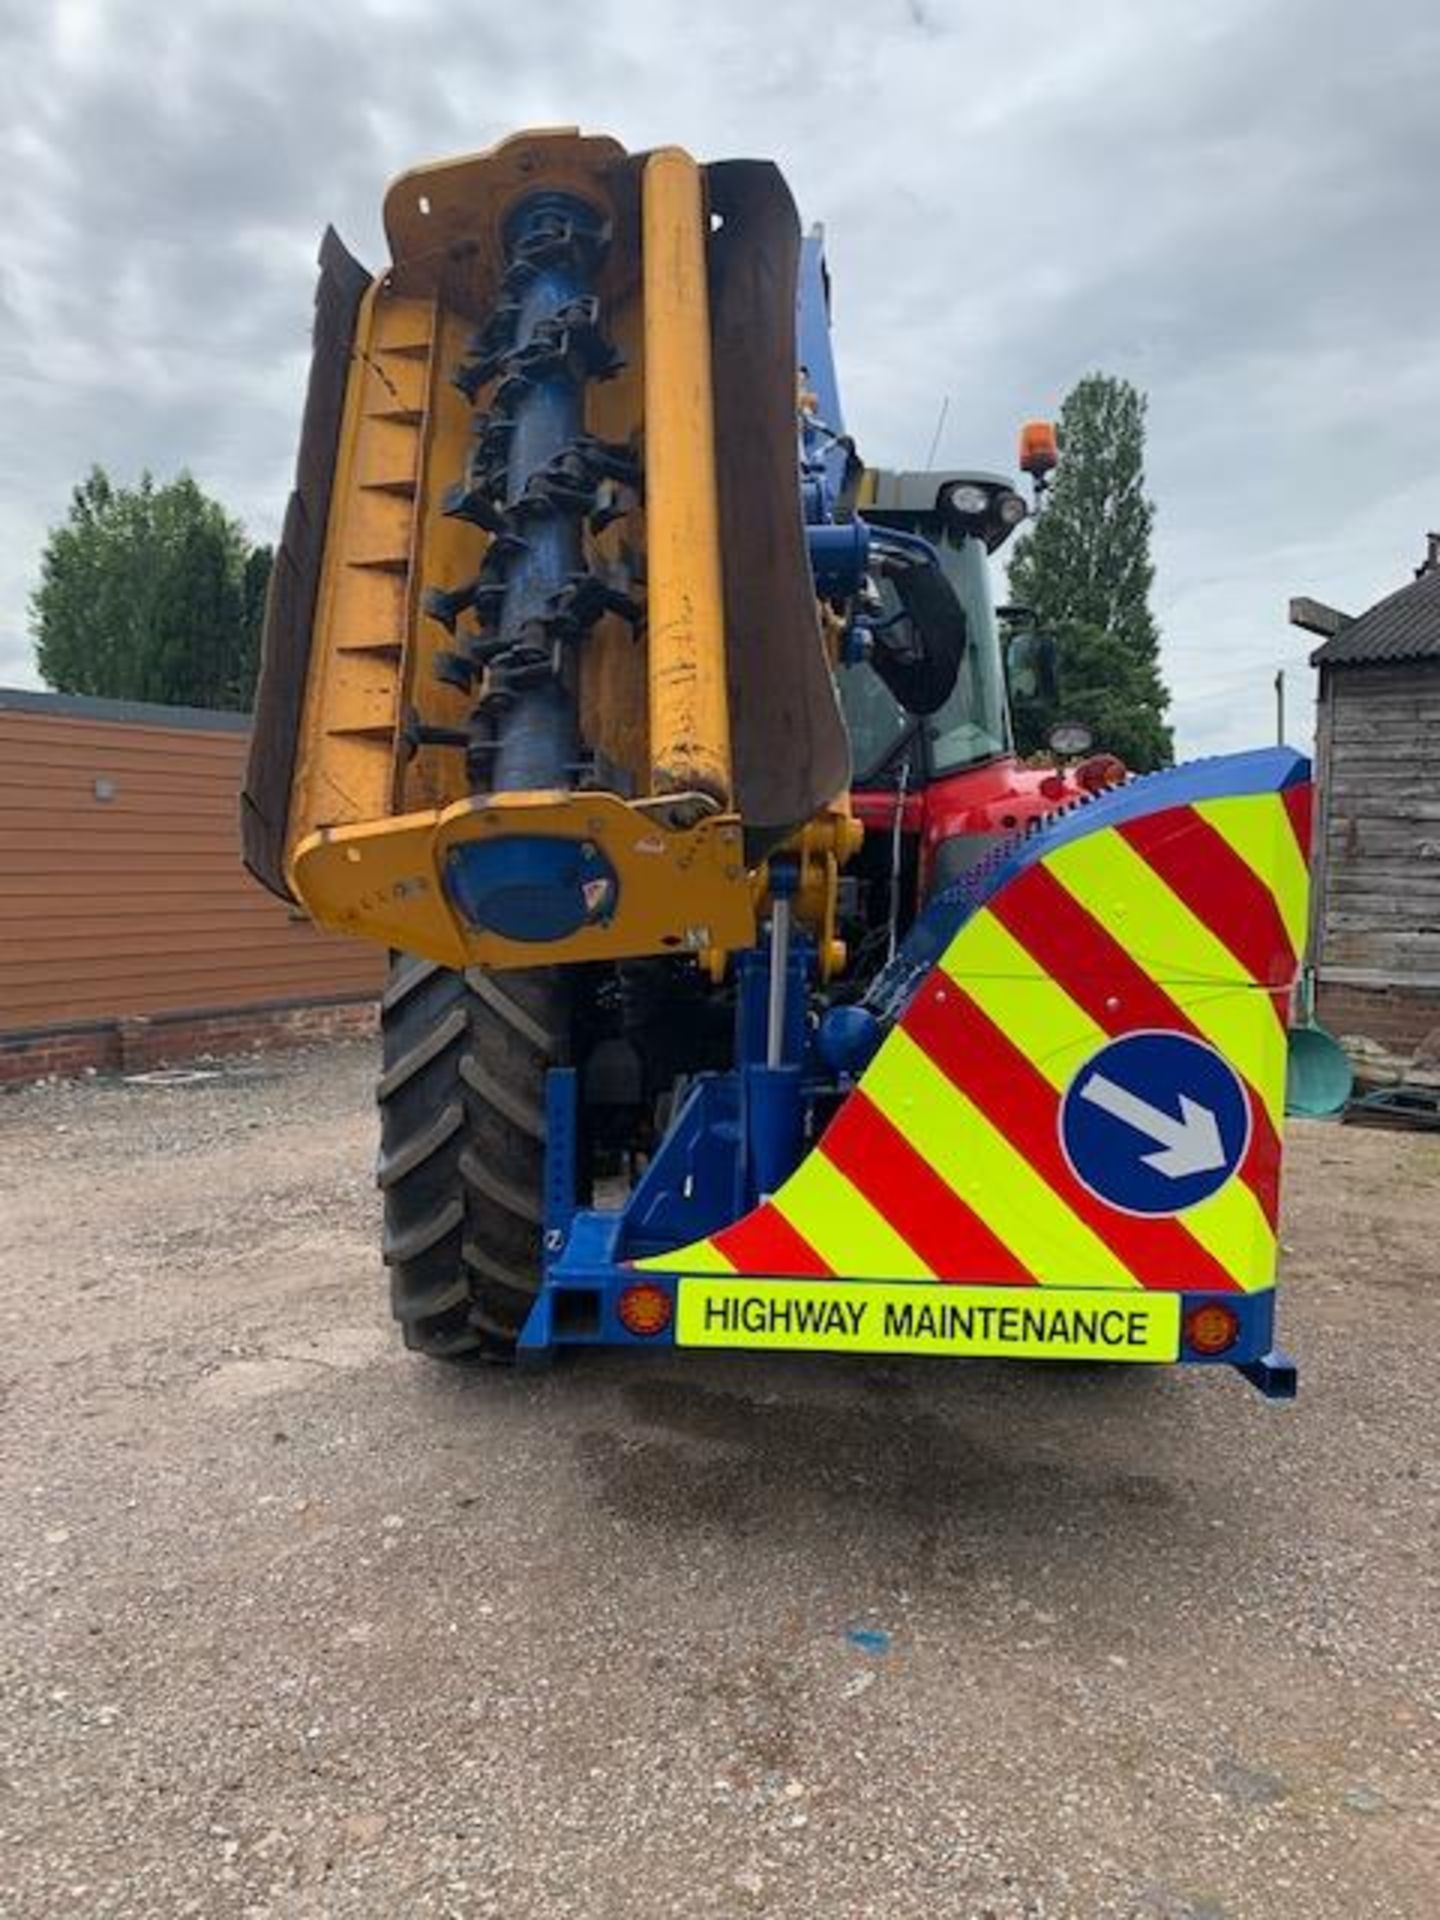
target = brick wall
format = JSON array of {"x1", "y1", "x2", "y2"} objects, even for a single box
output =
[
  {"x1": 1316, "y1": 981, "x2": 1440, "y2": 1075},
  {"x1": 0, "y1": 994, "x2": 378, "y2": 1088}
]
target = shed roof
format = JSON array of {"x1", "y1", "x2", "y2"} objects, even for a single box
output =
[
  {"x1": 0, "y1": 686, "x2": 250, "y2": 731},
  {"x1": 1310, "y1": 565, "x2": 1440, "y2": 667}
]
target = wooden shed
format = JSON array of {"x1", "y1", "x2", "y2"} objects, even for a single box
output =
[
  {"x1": 1306, "y1": 539, "x2": 1440, "y2": 1075},
  {"x1": 0, "y1": 688, "x2": 381, "y2": 1084}
]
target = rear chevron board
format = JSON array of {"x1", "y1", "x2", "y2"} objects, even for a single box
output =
[
  {"x1": 986, "y1": 860, "x2": 1284, "y2": 1228},
  {"x1": 639, "y1": 749, "x2": 1311, "y2": 1296},
  {"x1": 900, "y1": 982, "x2": 1245, "y2": 1292},
  {"x1": 820, "y1": 1091, "x2": 1035, "y2": 1285},
  {"x1": 1117, "y1": 806, "x2": 1297, "y2": 993}
]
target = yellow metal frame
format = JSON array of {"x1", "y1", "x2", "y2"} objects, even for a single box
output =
[
  {"x1": 641, "y1": 149, "x2": 732, "y2": 806},
  {"x1": 291, "y1": 793, "x2": 754, "y2": 971},
  {"x1": 790, "y1": 806, "x2": 865, "y2": 980},
  {"x1": 288, "y1": 280, "x2": 435, "y2": 847}
]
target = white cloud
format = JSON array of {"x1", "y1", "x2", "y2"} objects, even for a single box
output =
[{"x1": 1, "y1": 0, "x2": 1437, "y2": 765}]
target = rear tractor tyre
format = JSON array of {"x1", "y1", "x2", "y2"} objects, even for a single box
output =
[{"x1": 377, "y1": 954, "x2": 566, "y2": 1361}]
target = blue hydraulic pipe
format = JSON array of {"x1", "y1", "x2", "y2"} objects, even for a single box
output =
[
  {"x1": 866, "y1": 524, "x2": 945, "y2": 568},
  {"x1": 491, "y1": 192, "x2": 595, "y2": 794}
]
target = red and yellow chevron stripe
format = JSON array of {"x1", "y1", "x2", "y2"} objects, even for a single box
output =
[{"x1": 640, "y1": 771, "x2": 1311, "y2": 1295}]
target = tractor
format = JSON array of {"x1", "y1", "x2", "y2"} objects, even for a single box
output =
[{"x1": 244, "y1": 130, "x2": 1308, "y2": 1395}]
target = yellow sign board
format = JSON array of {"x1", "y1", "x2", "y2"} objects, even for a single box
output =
[{"x1": 675, "y1": 1279, "x2": 1180, "y2": 1363}]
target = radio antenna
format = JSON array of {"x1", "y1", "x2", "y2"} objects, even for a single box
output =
[{"x1": 923, "y1": 394, "x2": 950, "y2": 470}]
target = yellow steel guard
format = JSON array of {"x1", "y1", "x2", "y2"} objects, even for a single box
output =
[
  {"x1": 641, "y1": 149, "x2": 733, "y2": 807},
  {"x1": 287, "y1": 279, "x2": 431, "y2": 846},
  {"x1": 290, "y1": 792, "x2": 754, "y2": 971}
]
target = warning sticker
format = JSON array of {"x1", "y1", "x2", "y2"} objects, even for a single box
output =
[{"x1": 675, "y1": 1279, "x2": 1180, "y2": 1363}]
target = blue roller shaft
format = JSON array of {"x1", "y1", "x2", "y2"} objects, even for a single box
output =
[{"x1": 490, "y1": 192, "x2": 594, "y2": 794}]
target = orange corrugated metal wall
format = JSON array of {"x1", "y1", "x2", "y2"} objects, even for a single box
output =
[{"x1": 0, "y1": 706, "x2": 382, "y2": 1033}]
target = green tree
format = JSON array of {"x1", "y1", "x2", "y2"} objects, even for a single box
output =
[
  {"x1": 235, "y1": 543, "x2": 275, "y2": 707},
  {"x1": 1007, "y1": 374, "x2": 1173, "y2": 770},
  {"x1": 31, "y1": 467, "x2": 272, "y2": 711}
]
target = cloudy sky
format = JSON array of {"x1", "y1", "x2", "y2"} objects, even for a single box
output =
[{"x1": 2, "y1": 0, "x2": 1436, "y2": 754}]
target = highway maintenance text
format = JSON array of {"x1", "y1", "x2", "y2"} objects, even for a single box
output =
[{"x1": 674, "y1": 1278, "x2": 1181, "y2": 1362}]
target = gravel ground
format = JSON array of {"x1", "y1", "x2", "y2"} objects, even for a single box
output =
[{"x1": 1, "y1": 1040, "x2": 1437, "y2": 1919}]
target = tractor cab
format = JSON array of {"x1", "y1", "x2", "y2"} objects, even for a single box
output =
[
  {"x1": 834, "y1": 464, "x2": 1092, "y2": 983},
  {"x1": 842, "y1": 466, "x2": 1025, "y2": 793}
]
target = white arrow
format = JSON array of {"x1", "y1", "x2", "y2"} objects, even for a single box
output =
[{"x1": 1078, "y1": 1074, "x2": 1227, "y2": 1179}]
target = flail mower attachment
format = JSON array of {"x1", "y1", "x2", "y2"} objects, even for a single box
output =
[{"x1": 241, "y1": 130, "x2": 851, "y2": 973}]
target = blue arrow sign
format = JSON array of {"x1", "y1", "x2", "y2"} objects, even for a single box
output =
[{"x1": 1060, "y1": 1031, "x2": 1251, "y2": 1216}]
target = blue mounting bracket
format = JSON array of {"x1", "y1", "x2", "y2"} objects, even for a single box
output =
[{"x1": 517, "y1": 899, "x2": 820, "y2": 1359}]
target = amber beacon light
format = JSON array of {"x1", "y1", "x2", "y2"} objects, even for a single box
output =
[{"x1": 1018, "y1": 419, "x2": 1060, "y2": 479}]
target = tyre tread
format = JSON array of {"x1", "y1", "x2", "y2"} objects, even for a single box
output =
[{"x1": 377, "y1": 957, "x2": 564, "y2": 1361}]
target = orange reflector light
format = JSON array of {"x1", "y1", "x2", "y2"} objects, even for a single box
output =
[
  {"x1": 1185, "y1": 1303, "x2": 1240, "y2": 1356},
  {"x1": 1074, "y1": 751, "x2": 1128, "y2": 793},
  {"x1": 1018, "y1": 419, "x2": 1059, "y2": 477},
  {"x1": 617, "y1": 1282, "x2": 673, "y2": 1338}
]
